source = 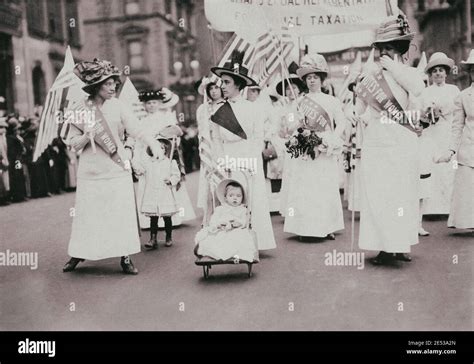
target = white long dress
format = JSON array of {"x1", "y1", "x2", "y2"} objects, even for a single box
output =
[
  {"x1": 419, "y1": 83, "x2": 461, "y2": 214},
  {"x1": 284, "y1": 92, "x2": 346, "y2": 237},
  {"x1": 448, "y1": 84, "x2": 474, "y2": 229},
  {"x1": 278, "y1": 99, "x2": 301, "y2": 217},
  {"x1": 67, "y1": 98, "x2": 145, "y2": 260},
  {"x1": 211, "y1": 95, "x2": 276, "y2": 250},
  {"x1": 358, "y1": 62, "x2": 424, "y2": 253}
]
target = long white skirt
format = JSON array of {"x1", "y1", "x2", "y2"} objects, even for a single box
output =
[
  {"x1": 284, "y1": 154, "x2": 344, "y2": 237},
  {"x1": 68, "y1": 175, "x2": 141, "y2": 260},
  {"x1": 422, "y1": 120, "x2": 455, "y2": 214},
  {"x1": 448, "y1": 165, "x2": 474, "y2": 229},
  {"x1": 359, "y1": 142, "x2": 419, "y2": 253},
  {"x1": 279, "y1": 153, "x2": 295, "y2": 217}
]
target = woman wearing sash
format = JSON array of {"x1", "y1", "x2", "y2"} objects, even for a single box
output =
[
  {"x1": 284, "y1": 54, "x2": 346, "y2": 239},
  {"x1": 63, "y1": 59, "x2": 162, "y2": 274},
  {"x1": 210, "y1": 51, "x2": 276, "y2": 251},
  {"x1": 436, "y1": 50, "x2": 474, "y2": 229},
  {"x1": 356, "y1": 14, "x2": 424, "y2": 265},
  {"x1": 276, "y1": 72, "x2": 306, "y2": 217},
  {"x1": 419, "y1": 53, "x2": 461, "y2": 218}
]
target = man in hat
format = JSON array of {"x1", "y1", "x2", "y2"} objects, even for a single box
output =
[
  {"x1": 210, "y1": 51, "x2": 276, "y2": 250},
  {"x1": 355, "y1": 12, "x2": 425, "y2": 265}
]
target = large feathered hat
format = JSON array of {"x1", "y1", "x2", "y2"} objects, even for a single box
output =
[
  {"x1": 73, "y1": 58, "x2": 122, "y2": 94},
  {"x1": 211, "y1": 50, "x2": 257, "y2": 87}
]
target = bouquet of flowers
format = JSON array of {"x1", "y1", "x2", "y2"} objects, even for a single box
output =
[{"x1": 285, "y1": 127, "x2": 323, "y2": 160}]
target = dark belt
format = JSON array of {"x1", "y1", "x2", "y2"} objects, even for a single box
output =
[{"x1": 420, "y1": 173, "x2": 431, "y2": 179}]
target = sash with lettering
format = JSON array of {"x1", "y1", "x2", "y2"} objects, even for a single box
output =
[
  {"x1": 354, "y1": 68, "x2": 418, "y2": 134},
  {"x1": 67, "y1": 100, "x2": 126, "y2": 168},
  {"x1": 298, "y1": 96, "x2": 332, "y2": 132}
]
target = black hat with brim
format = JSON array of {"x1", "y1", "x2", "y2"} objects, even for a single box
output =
[
  {"x1": 276, "y1": 75, "x2": 306, "y2": 96},
  {"x1": 211, "y1": 67, "x2": 257, "y2": 87}
]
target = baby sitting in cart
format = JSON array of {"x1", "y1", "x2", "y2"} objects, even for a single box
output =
[{"x1": 194, "y1": 180, "x2": 259, "y2": 263}]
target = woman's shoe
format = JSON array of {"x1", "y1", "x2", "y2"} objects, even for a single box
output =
[
  {"x1": 165, "y1": 240, "x2": 173, "y2": 247},
  {"x1": 418, "y1": 227, "x2": 430, "y2": 236},
  {"x1": 326, "y1": 233, "x2": 336, "y2": 240},
  {"x1": 395, "y1": 253, "x2": 412, "y2": 262},
  {"x1": 63, "y1": 258, "x2": 85, "y2": 272},
  {"x1": 370, "y1": 251, "x2": 393, "y2": 266},
  {"x1": 120, "y1": 256, "x2": 138, "y2": 275}
]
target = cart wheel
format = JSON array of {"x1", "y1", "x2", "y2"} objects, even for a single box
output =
[
  {"x1": 247, "y1": 263, "x2": 253, "y2": 278},
  {"x1": 203, "y1": 265, "x2": 210, "y2": 279}
]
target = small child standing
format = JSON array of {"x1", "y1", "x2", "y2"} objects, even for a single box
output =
[{"x1": 133, "y1": 138, "x2": 181, "y2": 249}]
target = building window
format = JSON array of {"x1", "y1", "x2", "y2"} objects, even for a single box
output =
[
  {"x1": 168, "y1": 38, "x2": 176, "y2": 75},
  {"x1": 32, "y1": 64, "x2": 46, "y2": 107},
  {"x1": 26, "y1": 0, "x2": 46, "y2": 37},
  {"x1": 125, "y1": 0, "x2": 140, "y2": 15},
  {"x1": 164, "y1": 0, "x2": 172, "y2": 16},
  {"x1": 47, "y1": 0, "x2": 64, "y2": 41},
  {"x1": 65, "y1": 0, "x2": 80, "y2": 46},
  {"x1": 128, "y1": 40, "x2": 144, "y2": 70}
]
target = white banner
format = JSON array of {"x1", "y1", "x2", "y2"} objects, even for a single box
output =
[{"x1": 205, "y1": 0, "x2": 398, "y2": 40}]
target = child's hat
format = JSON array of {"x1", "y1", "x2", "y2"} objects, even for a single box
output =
[{"x1": 216, "y1": 178, "x2": 247, "y2": 205}]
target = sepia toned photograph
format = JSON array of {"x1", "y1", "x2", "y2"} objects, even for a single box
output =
[{"x1": 0, "y1": 0, "x2": 472, "y2": 357}]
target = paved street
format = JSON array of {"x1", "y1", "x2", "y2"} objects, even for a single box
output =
[{"x1": 0, "y1": 171, "x2": 472, "y2": 331}]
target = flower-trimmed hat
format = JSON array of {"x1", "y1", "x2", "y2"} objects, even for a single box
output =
[
  {"x1": 425, "y1": 52, "x2": 455, "y2": 74},
  {"x1": 139, "y1": 87, "x2": 179, "y2": 109},
  {"x1": 461, "y1": 49, "x2": 474, "y2": 69},
  {"x1": 73, "y1": 58, "x2": 122, "y2": 94},
  {"x1": 372, "y1": 12, "x2": 415, "y2": 46},
  {"x1": 296, "y1": 53, "x2": 329, "y2": 79},
  {"x1": 211, "y1": 50, "x2": 257, "y2": 87}
]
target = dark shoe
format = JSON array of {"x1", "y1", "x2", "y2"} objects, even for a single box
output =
[
  {"x1": 145, "y1": 233, "x2": 158, "y2": 249},
  {"x1": 370, "y1": 251, "x2": 393, "y2": 266},
  {"x1": 165, "y1": 240, "x2": 173, "y2": 247},
  {"x1": 120, "y1": 256, "x2": 138, "y2": 275},
  {"x1": 63, "y1": 258, "x2": 84, "y2": 272},
  {"x1": 326, "y1": 233, "x2": 336, "y2": 240},
  {"x1": 395, "y1": 253, "x2": 412, "y2": 262}
]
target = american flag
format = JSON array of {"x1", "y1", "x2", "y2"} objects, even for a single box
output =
[
  {"x1": 248, "y1": 26, "x2": 294, "y2": 87},
  {"x1": 33, "y1": 46, "x2": 84, "y2": 162}
]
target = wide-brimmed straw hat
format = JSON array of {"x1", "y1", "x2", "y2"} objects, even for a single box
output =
[
  {"x1": 211, "y1": 50, "x2": 257, "y2": 87},
  {"x1": 461, "y1": 49, "x2": 474, "y2": 69},
  {"x1": 216, "y1": 178, "x2": 247, "y2": 206},
  {"x1": 296, "y1": 53, "x2": 329, "y2": 79},
  {"x1": 74, "y1": 58, "x2": 122, "y2": 94},
  {"x1": 372, "y1": 12, "x2": 415, "y2": 46},
  {"x1": 425, "y1": 52, "x2": 455, "y2": 73}
]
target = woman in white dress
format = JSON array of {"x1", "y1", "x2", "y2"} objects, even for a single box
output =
[
  {"x1": 210, "y1": 51, "x2": 276, "y2": 251},
  {"x1": 63, "y1": 59, "x2": 162, "y2": 274},
  {"x1": 283, "y1": 53, "x2": 346, "y2": 239},
  {"x1": 436, "y1": 50, "x2": 474, "y2": 229},
  {"x1": 419, "y1": 52, "x2": 461, "y2": 217},
  {"x1": 276, "y1": 73, "x2": 306, "y2": 217},
  {"x1": 356, "y1": 13, "x2": 424, "y2": 265}
]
